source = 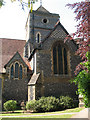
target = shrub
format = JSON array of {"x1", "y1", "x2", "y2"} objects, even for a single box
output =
[
  {"x1": 26, "y1": 100, "x2": 36, "y2": 111},
  {"x1": 45, "y1": 96, "x2": 60, "y2": 111},
  {"x1": 59, "y1": 96, "x2": 74, "y2": 109},
  {"x1": 26, "y1": 96, "x2": 75, "y2": 112},
  {"x1": 4, "y1": 100, "x2": 17, "y2": 111},
  {"x1": 35, "y1": 96, "x2": 60, "y2": 112},
  {"x1": 26, "y1": 96, "x2": 60, "y2": 112}
]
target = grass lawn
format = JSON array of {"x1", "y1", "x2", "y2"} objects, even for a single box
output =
[
  {"x1": 1, "y1": 114, "x2": 73, "y2": 119},
  {"x1": 0, "y1": 107, "x2": 84, "y2": 119}
]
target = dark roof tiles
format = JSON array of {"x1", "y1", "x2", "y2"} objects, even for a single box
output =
[{"x1": 0, "y1": 38, "x2": 26, "y2": 72}]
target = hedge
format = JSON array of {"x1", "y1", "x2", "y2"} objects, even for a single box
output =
[{"x1": 26, "y1": 96, "x2": 76, "y2": 112}]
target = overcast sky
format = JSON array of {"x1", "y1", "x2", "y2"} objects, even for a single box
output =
[{"x1": 0, "y1": 0, "x2": 82, "y2": 40}]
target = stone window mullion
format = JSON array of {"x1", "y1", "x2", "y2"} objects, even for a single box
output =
[{"x1": 52, "y1": 42, "x2": 69, "y2": 75}]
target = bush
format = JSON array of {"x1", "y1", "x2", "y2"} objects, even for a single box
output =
[
  {"x1": 59, "y1": 96, "x2": 74, "y2": 109},
  {"x1": 35, "y1": 96, "x2": 60, "y2": 112},
  {"x1": 26, "y1": 96, "x2": 60, "y2": 112},
  {"x1": 26, "y1": 100, "x2": 36, "y2": 111},
  {"x1": 26, "y1": 96, "x2": 76, "y2": 112},
  {"x1": 4, "y1": 100, "x2": 17, "y2": 111}
]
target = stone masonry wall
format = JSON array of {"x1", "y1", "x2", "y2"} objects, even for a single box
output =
[
  {"x1": 3, "y1": 77, "x2": 29, "y2": 102},
  {"x1": 29, "y1": 11, "x2": 59, "y2": 43},
  {"x1": 35, "y1": 25, "x2": 80, "y2": 100}
]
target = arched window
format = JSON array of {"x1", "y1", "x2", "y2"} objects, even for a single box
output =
[
  {"x1": 53, "y1": 43, "x2": 68, "y2": 75},
  {"x1": 36, "y1": 32, "x2": 41, "y2": 43},
  {"x1": 11, "y1": 65, "x2": 14, "y2": 79},
  {"x1": 15, "y1": 63, "x2": 19, "y2": 78},
  {"x1": 37, "y1": 34, "x2": 40, "y2": 43},
  {"x1": 19, "y1": 65, "x2": 22, "y2": 79},
  {"x1": 10, "y1": 62, "x2": 24, "y2": 80}
]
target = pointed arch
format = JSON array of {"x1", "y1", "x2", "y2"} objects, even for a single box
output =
[
  {"x1": 36, "y1": 32, "x2": 41, "y2": 43},
  {"x1": 52, "y1": 42, "x2": 68, "y2": 75},
  {"x1": 15, "y1": 63, "x2": 19, "y2": 78},
  {"x1": 11, "y1": 65, "x2": 14, "y2": 79}
]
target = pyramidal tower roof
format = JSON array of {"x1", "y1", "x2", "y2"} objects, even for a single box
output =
[{"x1": 36, "y1": 5, "x2": 50, "y2": 13}]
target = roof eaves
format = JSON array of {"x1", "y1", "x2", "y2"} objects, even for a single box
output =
[
  {"x1": 4, "y1": 51, "x2": 28, "y2": 68},
  {"x1": 38, "y1": 21, "x2": 62, "y2": 46},
  {"x1": 38, "y1": 21, "x2": 78, "y2": 48}
]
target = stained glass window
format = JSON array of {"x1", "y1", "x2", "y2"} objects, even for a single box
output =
[
  {"x1": 53, "y1": 43, "x2": 68, "y2": 75},
  {"x1": 15, "y1": 63, "x2": 19, "y2": 78},
  {"x1": 11, "y1": 65, "x2": 14, "y2": 79}
]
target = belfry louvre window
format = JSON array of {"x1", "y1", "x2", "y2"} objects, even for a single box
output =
[{"x1": 53, "y1": 43, "x2": 68, "y2": 75}]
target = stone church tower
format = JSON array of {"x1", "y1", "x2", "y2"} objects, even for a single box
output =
[{"x1": 25, "y1": 6, "x2": 80, "y2": 102}]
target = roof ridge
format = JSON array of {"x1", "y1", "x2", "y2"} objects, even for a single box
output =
[
  {"x1": 39, "y1": 20, "x2": 61, "y2": 45},
  {"x1": 36, "y1": 5, "x2": 50, "y2": 13},
  {"x1": 0, "y1": 38, "x2": 26, "y2": 41}
]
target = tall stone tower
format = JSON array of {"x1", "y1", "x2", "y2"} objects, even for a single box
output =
[{"x1": 25, "y1": 6, "x2": 60, "y2": 45}]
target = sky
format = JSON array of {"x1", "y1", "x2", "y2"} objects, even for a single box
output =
[{"x1": 0, "y1": 0, "x2": 82, "y2": 40}]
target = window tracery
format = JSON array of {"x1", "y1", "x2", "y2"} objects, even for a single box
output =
[
  {"x1": 52, "y1": 42, "x2": 69, "y2": 75},
  {"x1": 10, "y1": 62, "x2": 24, "y2": 80}
]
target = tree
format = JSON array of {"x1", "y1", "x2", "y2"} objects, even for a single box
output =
[
  {"x1": 66, "y1": 1, "x2": 90, "y2": 73},
  {"x1": 72, "y1": 53, "x2": 90, "y2": 107},
  {"x1": 66, "y1": 1, "x2": 90, "y2": 107},
  {"x1": 0, "y1": 0, "x2": 38, "y2": 10}
]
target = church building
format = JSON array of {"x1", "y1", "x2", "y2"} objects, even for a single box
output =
[{"x1": 0, "y1": 6, "x2": 80, "y2": 104}]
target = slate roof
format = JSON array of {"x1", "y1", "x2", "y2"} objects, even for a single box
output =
[
  {"x1": 36, "y1": 5, "x2": 50, "y2": 13},
  {"x1": 4, "y1": 52, "x2": 28, "y2": 68},
  {"x1": 34, "y1": 5, "x2": 59, "y2": 17},
  {"x1": 0, "y1": 38, "x2": 26, "y2": 73},
  {"x1": 28, "y1": 21, "x2": 77, "y2": 61},
  {"x1": 28, "y1": 21, "x2": 69, "y2": 61},
  {"x1": 40, "y1": 21, "x2": 69, "y2": 44}
]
